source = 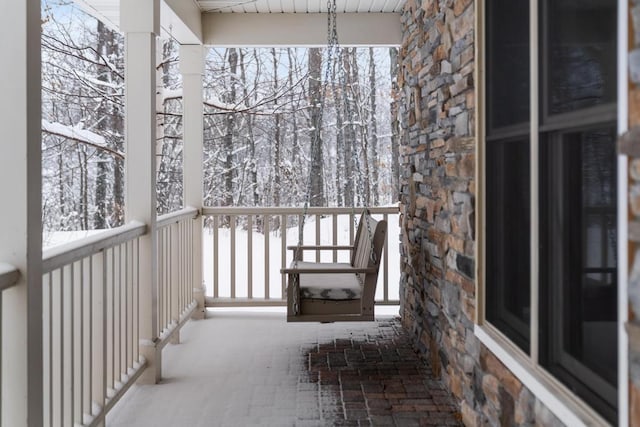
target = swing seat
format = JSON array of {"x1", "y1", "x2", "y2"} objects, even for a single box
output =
[{"x1": 282, "y1": 213, "x2": 387, "y2": 322}]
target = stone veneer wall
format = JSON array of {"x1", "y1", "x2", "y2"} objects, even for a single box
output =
[{"x1": 396, "y1": 0, "x2": 563, "y2": 425}]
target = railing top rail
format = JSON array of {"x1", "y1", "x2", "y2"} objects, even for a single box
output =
[
  {"x1": 0, "y1": 262, "x2": 20, "y2": 292},
  {"x1": 157, "y1": 206, "x2": 199, "y2": 229},
  {"x1": 202, "y1": 205, "x2": 399, "y2": 216},
  {"x1": 42, "y1": 221, "x2": 147, "y2": 273}
]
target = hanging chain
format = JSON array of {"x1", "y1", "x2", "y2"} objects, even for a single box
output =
[
  {"x1": 295, "y1": 0, "x2": 340, "y2": 260},
  {"x1": 295, "y1": 0, "x2": 376, "y2": 266}
]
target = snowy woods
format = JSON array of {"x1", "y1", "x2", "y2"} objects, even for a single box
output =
[{"x1": 41, "y1": 3, "x2": 400, "y2": 238}]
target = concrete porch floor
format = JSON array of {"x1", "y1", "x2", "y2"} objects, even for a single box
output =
[{"x1": 107, "y1": 308, "x2": 461, "y2": 426}]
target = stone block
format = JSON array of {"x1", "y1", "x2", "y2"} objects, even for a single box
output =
[
  {"x1": 631, "y1": 383, "x2": 640, "y2": 427},
  {"x1": 455, "y1": 111, "x2": 469, "y2": 135},
  {"x1": 453, "y1": 0, "x2": 473, "y2": 17},
  {"x1": 631, "y1": 184, "x2": 640, "y2": 217},
  {"x1": 514, "y1": 388, "x2": 535, "y2": 425},
  {"x1": 482, "y1": 349, "x2": 522, "y2": 399},
  {"x1": 481, "y1": 374, "x2": 501, "y2": 409},
  {"x1": 451, "y1": 5, "x2": 474, "y2": 40},
  {"x1": 618, "y1": 126, "x2": 640, "y2": 157},
  {"x1": 631, "y1": 159, "x2": 640, "y2": 181},
  {"x1": 629, "y1": 89, "x2": 640, "y2": 127},
  {"x1": 533, "y1": 398, "x2": 563, "y2": 426},
  {"x1": 460, "y1": 400, "x2": 481, "y2": 426}
]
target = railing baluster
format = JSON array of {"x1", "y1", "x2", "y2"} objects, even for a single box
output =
[
  {"x1": 70, "y1": 262, "x2": 76, "y2": 425},
  {"x1": 133, "y1": 239, "x2": 140, "y2": 362},
  {"x1": 89, "y1": 258, "x2": 94, "y2": 423},
  {"x1": 384, "y1": 213, "x2": 389, "y2": 303},
  {"x1": 316, "y1": 214, "x2": 321, "y2": 262},
  {"x1": 115, "y1": 246, "x2": 120, "y2": 387},
  {"x1": 158, "y1": 229, "x2": 169, "y2": 333},
  {"x1": 110, "y1": 247, "x2": 115, "y2": 392},
  {"x1": 332, "y1": 214, "x2": 338, "y2": 262},
  {"x1": 48, "y1": 272, "x2": 54, "y2": 426},
  {"x1": 102, "y1": 249, "x2": 108, "y2": 412},
  {"x1": 60, "y1": 267, "x2": 65, "y2": 427},
  {"x1": 230, "y1": 215, "x2": 236, "y2": 299},
  {"x1": 120, "y1": 244, "x2": 126, "y2": 384},
  {"x1": 167, "y1": 226, "x2": 171, "y2": 329},
  {"x1": 281, "y1": 214, "x2": 287, "y2": 298},
  {"x1": 248, "y1": 215, "x2": 253, "y2": 299},
  {"x1": 213, "y1": 215, "x2": 219, "y2": 299},
  {"x1": 264, "y1": 216, "x2": 270, "y2": 299}
]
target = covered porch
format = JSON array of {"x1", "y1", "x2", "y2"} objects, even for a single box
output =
[
  {"x1": 4, "y1": 0, "x2": 637, "y2": 426},
  {"x1": 0, "y1": 1, "x2": 416, "y2": 426}
]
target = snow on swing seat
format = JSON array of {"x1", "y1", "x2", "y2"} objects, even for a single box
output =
[{"x1": 296, "y1": 261, "x2": 361, "y2": 300}]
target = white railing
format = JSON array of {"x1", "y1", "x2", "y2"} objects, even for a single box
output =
[
  {"x1": 156, "y1": 207, "x2": 199, "y2": 346},
  {"x1": 41, "y1": 222, "x2": 146, "y2": 427},
  {"x1": 202, "y1": 206, "x2": 400, "y2": 307},
  {"x1": 0, "y1": 263, "x2": 20, "y2": 423}
]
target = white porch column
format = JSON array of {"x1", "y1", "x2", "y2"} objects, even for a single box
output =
[
  {"x1": 0, "y1": 1, "x2": 42, "y2": 426},
  {"x1": 180, "y1": 45, "x2": 206, "y2": 320},
  {"x1": 121, "y1": 0, "x2": 161, "y2": 384}
]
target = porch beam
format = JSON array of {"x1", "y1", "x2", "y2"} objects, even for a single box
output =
[
  {"x1": 0, "y1": 1, "x2": 43, "y2": 426},
  {"x1": 179, "y1": 44, "x2": 205, "y2": 320},
  {"x1": 163, "y1": 0, "x2": 203, "y2": 44},
  {"x1": 202, "y1": 13, "x2": 402, "y2": 47},
  {"x1": 121, "y1": 0, "x2": 161, "y2": 384}
]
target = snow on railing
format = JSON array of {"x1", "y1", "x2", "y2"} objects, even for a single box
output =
[
  {"x1": 41, "y1": 221, "x2": 147, "y2": 427},
  {"x1": 0, "y1": 263, "x2": 20, "y2": 422},
  {"x1": 202, "y1": 206, "x2": 400, "y2": 306},
  {"x1": 156, "y1": 207, "x2": 199, "y2": 348}
]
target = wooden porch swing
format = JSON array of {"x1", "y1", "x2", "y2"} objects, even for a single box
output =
[
  {"x1": 283, "y1": 210, "x2": 387, "y2": 322},
  {"x1": 281, "y1": 1, "x2": 387, "y2": 322}
]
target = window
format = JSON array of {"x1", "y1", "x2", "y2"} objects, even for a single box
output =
[
  {"x1": 484, "y1": 0, "x2": 618, "y2": 422},
  {"x1": 485, "y1": 0, "x2": 531, "y2": 354}
]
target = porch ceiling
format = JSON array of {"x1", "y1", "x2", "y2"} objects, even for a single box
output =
[
  {"x1": 74, "y1": 0, "x2": 404, "y2": 46},
  {"x1": 197, "y1": 0, "x2": 406, "y2": 13}
]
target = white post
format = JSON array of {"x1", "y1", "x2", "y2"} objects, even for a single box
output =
[
  {"x1": 121, "y1": 0, "x2": 161, "y2": 384},
  {"x1": 0, "y1": 1, "x2": 43, "y2": 426},
  {"x1": 180, "y1": 45, "x2": 206, "y2": 320}
]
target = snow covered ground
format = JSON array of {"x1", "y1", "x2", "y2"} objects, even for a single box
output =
[{"x1": 203, "y1": 213, "x2": 400, "y2": 302}]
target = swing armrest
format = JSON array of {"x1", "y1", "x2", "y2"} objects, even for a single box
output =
[
  {"x1": 281, "y1": 266, "x2": 376, "y2": 274},
  {"x1": 286, "y1": 245, "x2": 354, "y2": 251}
]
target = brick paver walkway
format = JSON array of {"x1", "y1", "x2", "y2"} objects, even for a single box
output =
[{"x1": 304, "y1": 319, "x2": 461, "y2": 426}]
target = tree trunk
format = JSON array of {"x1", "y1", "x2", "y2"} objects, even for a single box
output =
[
  {"x1": 93, "y1": 21, "x2": 109, "y2": 228},
  {"x1": 308, "y1": 48, "x2": 324, "y2": 207},
  {"x1": 332, "y1": 54, "x2": 344, "y2": 207},
  {"x1": 341, "y1": 49, "x2": 355, "y2": 207},
  {"x1": 239, "y1": 49, "x2": 259, "y2": 207},
  {"x1": 271, "y1": 48, "x2": 281, "y2": 209},
  {"x1": 348, "y1": 48, "x2": 371, "y2": 206},
  {"x1": 224, "y1": 48, "x2": 238, "y2": 206},
  {"x1": 287, "y1": 48, "x2": 300, "y2": 170},
  {"x1": 369, "y1": 48, "x2": 379, "y2": 205},
  {"x1": 389, "y1": 47, "x2": 401, "y2": 203}
]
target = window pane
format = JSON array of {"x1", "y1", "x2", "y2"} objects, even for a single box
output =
[
  {"x1": 547, "y1": 0, "x2": 616, "y2": 115},
  {"x1": 486, "y1": 0, "x2": 529, "y2": 131},
  {"x1": 540, "y1": 126, "x2": 617, "y2": 422},
  {"x1": 486, "y1": 138, "x2": 530, "y2": 353}
]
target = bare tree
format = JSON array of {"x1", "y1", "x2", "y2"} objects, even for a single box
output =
[
  {"x1": 389, "y1": 47, "x2": 401, "y2": 202},
  {"x1": 368, "y1": 48, "x2": 379, "y2": 205},
  {"x1": 308, "y1": 48, "x2": 325, "y2": 207}
]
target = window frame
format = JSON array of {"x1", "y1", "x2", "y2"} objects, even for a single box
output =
[{"x1": 475, "y1": 0, "x2": 628, "y2": 425}]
